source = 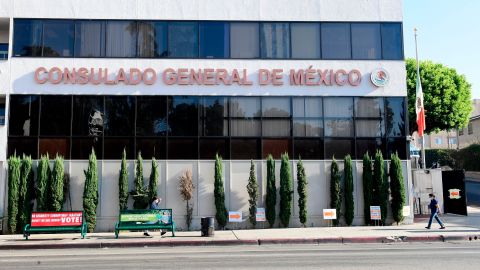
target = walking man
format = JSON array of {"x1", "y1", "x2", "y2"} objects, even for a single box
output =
[{"x1": 425, "y1": 193, "x2": 446, "y2": 229}]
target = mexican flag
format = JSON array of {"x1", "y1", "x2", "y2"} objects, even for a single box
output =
[{"x1": 415, "y1": 72, "x2": 426, "y2": 137}]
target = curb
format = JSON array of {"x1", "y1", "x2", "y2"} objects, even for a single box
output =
[{"x1": 1, "y1": 234, "x2": 478, "y2": 250}]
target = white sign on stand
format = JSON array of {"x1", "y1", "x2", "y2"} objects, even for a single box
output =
[
  {"x1": 402, "y1": 206, "x2": 411, "y2": 217},
  {"x1": 323, "y1": 209, "x2": 337, "y2": 220},
  {"x1": 370, "y1": 206, "x2": 381, "y2": 221},
  {"x1": 256, "y1": 208, "x2": 266, "y2": 222},
  {"x1": 228, "y1": 211, "x2": 242, "y2": 222}
]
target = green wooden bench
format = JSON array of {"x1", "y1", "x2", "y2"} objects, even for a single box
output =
[
  {"x1": 114, "y1": 209, "x2": 176, "y2": 238},
  {"x1": 23, "y1": 211, "x2": 87, "y2": 240}
]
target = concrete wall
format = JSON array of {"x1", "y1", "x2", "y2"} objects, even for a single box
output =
[{"x1": 1, "y1": 159, "x2": 414, "y2": 232}]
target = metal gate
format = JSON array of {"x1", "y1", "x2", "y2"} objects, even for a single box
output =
[{"x1": 442, "y1": 170, "x2": 468, "y2": 216}]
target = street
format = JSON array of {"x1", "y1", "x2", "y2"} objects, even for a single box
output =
[
  {"x1": 1, "y1": 243, "x2": 480, "y2": 270},
  {"x1": 466, "y1": 179, "x2": 480, "y2": 206}
]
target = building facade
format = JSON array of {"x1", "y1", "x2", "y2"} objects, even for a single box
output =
[{"x1": 0, "y1": 0, "x2": 411, "y2": 231}]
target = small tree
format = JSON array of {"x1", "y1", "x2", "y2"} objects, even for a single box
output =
[
  {"x1": 330, "y1": 157, "x2": 341, "y2": 226},
  {"x1": 18, "y1": 155, "x2": 34, "y2": 231},
  {"x1": 36, "y1": 154, "x2": 51, "y2": 211},
  {"x1": 279, "y1": 153, "x2": 292, "y2": 227},
  {"x1": 265, "y1": 154, "x2": 276, "y2": 228},
  {"x1": 344, "y1": 155, "x2": 354, "y2": 226},
  {"x1": 246, "y1": 160, "x2": 258, "y2": 227},
  {"x1": 179, "y1": 169, "x2": 194, "y2": 230},
  {"x1": 214, "y1": 154, "x2": 228, "y2": 229},
  {"x1": 373, "y1": 150, "x2": 388, "y2": 225},
  {"x1": 130, "y1": 152, "x2": 149, "y2": 209},
  {"x1": 7, "y1": 154, "x2": 21, "y2": 234},
  {"x1": 83, "y1": 149, "x2": 99, "y2": 233},
  {"x1": 390, "y1": 152, "x2": 406, "y2": 225},
  {"x1": 362, "y1": 152, "x2": 373, "y2": 225},
  {"x1": 118, "y1": 149, "x2": 129, "y2": 211},
  {"x1": 148, "y1": 157, "x2": 159, "y2": 202},
  {"x1": 297, "y1": 158, "x2": 307, "y2": 227},
  {"x1": 50, "y1": 155, "x2": 65, "y2": 211}
]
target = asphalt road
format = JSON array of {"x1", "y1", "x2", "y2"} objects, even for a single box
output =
[
  {"x1": 466, "y1": 179, "x2": 480, "y2": 206},
  {"x1": 1, "y1": 243, "x2": 480, "y2": 270}
]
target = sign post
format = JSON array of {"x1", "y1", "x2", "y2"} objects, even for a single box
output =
[
  {"x1": 323, "y1": 209, "x2": 337, "y2": 227},
  {"x1": 228, "y1": 211, "x2": 242, "y2": 223},
  {"x1": 370, "y1": 206, "x2": 381, "y2": 226}
]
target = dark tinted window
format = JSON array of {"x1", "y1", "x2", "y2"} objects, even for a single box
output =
[
  {"x1": 39, "y1": 138, "x2": 70, "y2": 159},
  {"x1": 106, "y1": 21, "x2": 137, "y2": 57},
  {"x1": 168, "y1": 138, "x2": 198, "y2": 159},
  {"x1": 72, "y1": 96, "x2": 104, "y2": 136},
  {"x1": 137, "y1": 21, "x2": 168, "y2": 57},
  {"x1": 40, "y1": 95, "x2": 71, "y2": 136},
  {"x1": 387, "y1": 138, "x2": 407, "y2": 159},
  {"x1": 13, "y1": 19, "x2": 43, "y2": 56},
  {"x1": 43, "y1": 20, "x2": 74, "y2": 57},
  {"x1": 324, "y1": 97, "x2": 353, "y2": 137},
  {"x1": 385, "y1": 98, "x2": 406, "y2": 137},
  {"x1": 262, "y1": 139, "x2": 291, "y2": 159},
  {"x1": 75, "y1": 20, "x2": 105, "y2": 57},
  {"x1": 291, "y1": 23, "x2": 321, "y2": 59},
  {"x1": 202, "y1": 97, "x2": 228, "y2": 136},
  {"x1": 9, "y1": 95, "x2": 39, "y2": 136},
  {"x1": 71, "y1": 137, "x2": 102, "y2": 159},
  {"x1": 8, "y1": 137, "x2": 38, "y2": 158},
  {"x1": 294, "y1": 139, "x2": 324, "y2": 160},
  {"x1": 381, "y1": 23, "x2": 403, "y2": 60},
  {"x1": 324, "y1": 139, "x2": 353, "y2": 159},
  {"x1": 230, "y1": 23, "x2": 259, "y2": 58},
  {"x1": 356, "y1": 138, "x2": 385, "y2": 159},
  {"x1": 136, "y1": 96, "x2": 167, "y2": 136},
  {"x1": 168, "y1": 96, "x2": 198, "y2": 136},
  {"x1": 321, "y1": 23, "x2": 351, "y2": 59},
  {"x1": 351, "y1": 23, "x2": 381, "y2": 59},
  {"x1": 200, "y1": 22, "x2": 230, "y2": 58},
  {"x1": 260, "y1": 23, "x2": 290, "y2": 59},
  {"x1": 104, "y1": 137, "x2": 135, "y2": 159},
  {"x1": 231, "y1": 139, "x2": 260, "y2": 159},
  {"x1": 104, "y1": 96, "x2": 135, "y2": 136},
  {"x1": 136, "y1": 138, "x2": 166, "y2": 159},
  {"x1": 168, "y1": 22, "x2": 198, "y2": 58},
  {"x1": 0, "y1": 43, "x2": 8, "y2": 59},
  {"x1": 200, "y1": 138, "x2": 229, "y2": 159}
]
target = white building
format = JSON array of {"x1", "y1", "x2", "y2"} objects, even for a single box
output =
[{"x1": 0, "y1": 0, "x2": 411, "y2": 232}]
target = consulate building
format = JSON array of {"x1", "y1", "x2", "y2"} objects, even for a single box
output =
[{"x1": 0, "y1": 0, "x2": 411, "y2": 231}]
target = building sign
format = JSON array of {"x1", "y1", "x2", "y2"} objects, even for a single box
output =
[
  {"x1": 448, "y1": 189, "x2": 462, "y2": 199},
  {"x1": 33, "y1": 67, "x2": 365, "y2": 87},
  {"x1": 256, "y1": 208, "x2": 266, "y2": 222},
  {"x1": 402, "y1": 206, "x2": 411, "y2": 217},
  {"x1": 31, "y1": 212, "x2": 83, "y2": 227},
  {"x1": 323, "y1": 209, "x2": 337, "y2": 220},
  {"x1": 370, "y1": 206, "x2": 381, "y2": 220},
  {"x1": 229, "y1": 211, "x2": 243, "y2": 222}
]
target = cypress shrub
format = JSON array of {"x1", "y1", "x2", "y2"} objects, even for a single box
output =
[
  {"x1": 265, "y1": 154, "x2": 276, "y2": 228},
  {"x1": 390, "y1": 152, "x2": 406, "y2": 225},
  {"x1": 7, "y1": 154, "x2": 21, "y2": 234},
  {"x1": 373, "y1": 150, "x2": 388, "y2": 225},
  {"x1": 50, "y1": 155, "x2": 65, "y2": 211},
  {"x1": 214, "y1": 154, "x2": 228, "y2": 228},
  {"x1": 330, "y1": 157, "x2": 341, "y2": 226},
  {"x1": 246, "y1": 160, "x2": 258, "y2": 227},
  {"x1": 148, "y1": 157, "x2": 159, "y2": 203},
  {"x1": 36, "y1": 154, "x2": 51, "y2": 211},
  {"x1": 118, "y1": 149, "x2": 129, "y2": 211},
  {"x1": 83, "y1": 149, "x2": 99, "y2": 233},
  {"x1": 18, "y1": 155, "x2": 34, "y2": 231},
  {"x1": 130, "y1": 152, "x2": 148, "y2": 209},
  {"x1": 362, "y1": 152, "x2": 373, "y2": 225},
  {"x1": 279, "y1": 153, "x2": 292, "y2": 227},
  {"x1": 344, "y1": 155, "x2": 354, "y2": 226},
  {"x1": 297, "y1": 158, "x2": 307, "y2": 227}
]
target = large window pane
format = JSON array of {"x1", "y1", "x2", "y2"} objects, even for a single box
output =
[
  {"x1": 230, "y1": 23, "x2": 259, "y2": 58},
  {"x1": 293, "y1": 97, "x2": 322, "y2": 117},
  {"x1": 39, "y1": 138, "x2": 70, "y2": 159},
  {"x1": 324, "y1": 119, "x2": 353, "y2": 137},
  {"x1": 13, "y1": 19, "x2": 43, "y2": 56},
  {"x1": 356, "y1": 139, "x2": 385, "y2": 159},
  {"x1": 324, "y1": 139, "x2": 353, "y2": 159},
  {"x1": 231, "y1": 139, "x2": 260, "y2": 159},
  {"x1": 324, "y1": 97, "x2": 353, "y2": 117},
  {"x1": 355, "y1": 98, "x2": 384, "y2": 117},
  {"x1": 202, "y1": 97, "x2": 228, "y2": 136},
  {"x1": 168, "y1": 96, "x2": 199, "y2": 136},
  {"x1": 136, "y1": 138, "x2": 166, "y2": 159},
  {"x1": 104, "y1": 96, "x2": 135, "y2": 136},
  {"x1": 291, "y1": 23, "x2": 321, "y2": 59},
  {"x1": 381, "y1": 23, "x2": 403, "y2": 60},
  {"x1": 356, "y1": 120, "x2": 384, "y2": 137},
  {"x1": 263, "y1": 139, "x2": 291, "y2": 159},
  {"x1": 262, "y1": 97, "x2": 290, "y2": 117},
  {"x1": 294, "y1": 139, "x2": 324, "y2": 159},
  {"x1": 75, "y1": 20, "x2": 105, "y2": 57},
  {"x1": 231, "y1": 119, "x2": 261, "y2": 136},
  {"x1": 260, "y1": 23, "x2": 290, "y2": 59},
  {"x1": 230, "y1": 97, "x2": 261, "y2": 118},
  {"x1": 106, "y1": 21, "x2": 137, "y2": 57},
  {"x1": 71, "y1": 137, "x2": 102, "y2": 159},
  {"x1": 137, "y1": 96, "x2": 167, "y2": 136},
  {"x1": 200, "y1": 22, "x2": 229, "y2": 58},
  {"x1": 321, "y1": 23, "x2": 351, "y2": 59},
  {"x1": 40, "y1": 95, "x2": 71, "y2": 136},
  {"x1": 138, "y1": 22, "x2": 167, "y2": 58},
  {"x1": 42, "y1": 20, "x2": 74, "y2": 57},
  {"x1": 200, "y1": 138, "x2": 228, "y2": 159},
  {"x1": 72, "y1": 96, "x2": 104, "y2": 136},
  {"x1": 387, "y1": 138, "x2": 407, "y2": 159},
  {"x1": 104, "y1": 137, "x2": 134, "y2": 159},
  {"x1": 168, "y1": 138, "x2": 198, "y2": 159},
  {"x1": 262, "y1": 120, "x2": 290, "y2": 136},
  {"x1": 168, "y1": 22, "x2": 198, "y2": 58},
  {"x1": 9, "y1": 95, "x2": 39, "y2": 136},
  {"x1": 8, "y1": 137, "x2": 38, "y2": 158},
  {"x1": 294, "y1": 119, "x2": 323, "y2": 137},
  {"x1": 351, "y1": 23, "x2": 381, "y2": 60},
  {"x1": 386, "y1": 98, "x2": 406, "y2": 137}
]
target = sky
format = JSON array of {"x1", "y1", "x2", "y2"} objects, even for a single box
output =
[{"x1": 403, "y1": 0, "x2": 480, "y2": 99}]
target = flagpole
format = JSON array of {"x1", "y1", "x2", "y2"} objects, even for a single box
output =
[{"x1": 414, "y1": 28, "x2": 426, "y2": 169}]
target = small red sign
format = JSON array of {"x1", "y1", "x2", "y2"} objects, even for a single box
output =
[{"x1": 31, "y1": 212, "x2": 83, "y2": 227}]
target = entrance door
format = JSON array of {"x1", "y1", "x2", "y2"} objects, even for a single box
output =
[{"x1": 442, "y1": 170, "x2": 468, "y2": 216}]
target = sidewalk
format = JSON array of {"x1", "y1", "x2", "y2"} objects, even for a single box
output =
[{"x1": 2, "y1": 207, "x2": 480, "y2": 250}]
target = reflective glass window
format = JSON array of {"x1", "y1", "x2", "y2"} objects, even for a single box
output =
[
  {"x1": 9, "y1": 95, "x2": 39, "y2": 136},
  {"x1": 262, "y1": 139, "x2": 291, "y2": 159},
  {"x1": 168, "y1": 138, "x2": 198, "y2": 159},
  {"x1": 262, "y1": 97, "x2": 290, "y2": 117},
  {"x1": 42, "y1": 20, "x2": 74, "y2": 57},
  {"x1": 260, "y1": 23, "x2": 290, "y2": 59},
  {"x1": 75, "y1": 20, "x2": 106, "y2": 57},
  {"x1": 136, "y1": 138, "x2": 166, "y2": 160},
  {"x1": 202, "y1": 97, "x2": 228, "y2": 136},
  {"x1": 104, "y1": 96, "x2": 135, "y2": 136},
  {"x1": 355, "y1": 98, "x2": 384, "y2": 118},
  {"x1": 39, "y1": 138, "x2": 70, "y2": 159},
  {"x1": 168, "y1": 96, "x2": 199, "y2": 136},
  {"x1": 200, "y1": 138, "x2": 229, "y2": 159},
  {"x1": 40, "y1": 95, "x2": 71, "y2": 136},
  {"x1": 387, "y1": 138, "x2": 407, "y2": 159},
  {"x1": 136, "y1": 96, "x2": 167, "y2": 136},
  {"x1": 13, "y1": 19, "x2": 43, "y2": 56},
  {"x1": 294, "y1": 139, "x2": 324, "y2": 159},
  {"x1": 137, "y1": 21, "x2": 168, "y2": 58},
  {"x1": 385, "y1": 98, "x2": 406, "y2": 137},
  {"x1": 72, "y1": 96, "x2": 104, "y2": 136},
  {"x1": 231, "y1": 139, "x2": 260, "y2": 159},
  {"x1": 381, "y1": 23, "x2": 403, "y2": 60},
  {"x1": 199, "y1": 22, "x2": 230, "y2": 58},
  {"x1": 230, "y1": 23, "x2": 259, "y2": 58},
  {"x1": 291, "y1": 23, "x2": 321, "y2": 59},
  {"x1": 356, "y1": 139, "x2": 385, "y2": 159},
  {"x1": 8, "y1": 138, "x2": 38, "y2": 158},
  {"x1": 321, "y1": 23, "x2": 351, "y2": 59},
  {"x1": 351, "y1": 23, "x2": 381, "y2": 59},
  {"x1": 106, "y1": 21, "x2": 137, "y2": 57},
  {"x1": 71, "y1": 137, "x2": 103, "y2": 159},
  {"x1": 324, "y1": 139, "x2": 353, "y2": 159},
  {"x1": 168, "y1": 22, "x2": 198, "y2": 58},
  {"x1": 104, "y1": 137, "x2": 135, "y2": 159}
]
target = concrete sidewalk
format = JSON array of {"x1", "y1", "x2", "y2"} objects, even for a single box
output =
[{"x1": 2, "y1": 207, "x2": 480, "y2": 250}]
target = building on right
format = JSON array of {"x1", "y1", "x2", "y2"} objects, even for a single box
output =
[{"x1": 458, "y1": 99, "x2": 480, "y2": 148}]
